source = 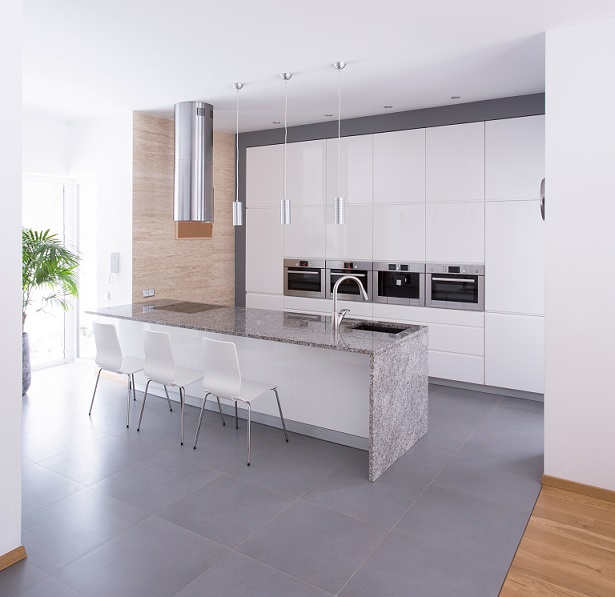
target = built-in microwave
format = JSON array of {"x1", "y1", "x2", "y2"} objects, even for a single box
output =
[
  {"x1": 283, "y1": 259, "x2": 326, "y2": 298},
  {"x1": 373, "y1": 262, "x2": 425, "y2": 306},
  {"x1": 325, "y1": 260, "x2": 373, "y2": 302},
  {"x1": 425, "y1": 263, "x2": 485, "y2": 311}
]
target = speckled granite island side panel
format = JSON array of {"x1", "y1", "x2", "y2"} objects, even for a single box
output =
[{"x1": 368, "y1": 328, "x2": 428, "y2": 482}]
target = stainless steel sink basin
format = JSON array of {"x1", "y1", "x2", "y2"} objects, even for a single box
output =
[{"x1": 350, "y1": 322, "x2": 406, "y2": 334}]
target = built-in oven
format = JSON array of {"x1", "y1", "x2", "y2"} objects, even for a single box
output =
[
  {"x1": 283, "y1": 259, "x2": 326, "y2": 298},
  {"x1": 373, "y1": 262, "x2": 425, "y2": 306},
  {"x1": 426, "y1": 263, "x2": 485, "y2": 311},
  {"x1": 325, "y1": 260, "x2": 373, "y2": 302}
]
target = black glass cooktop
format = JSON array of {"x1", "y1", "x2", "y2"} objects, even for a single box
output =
[{"x1": 154, "y1": 302, "x2": 224, "y2": 314}]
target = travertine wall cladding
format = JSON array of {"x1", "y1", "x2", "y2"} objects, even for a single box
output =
[{"x1": 132, "y1": 112, "x2": 235, "y2": 305}]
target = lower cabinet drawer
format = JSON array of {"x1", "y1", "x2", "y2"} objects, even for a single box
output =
[{"x1": 428, "y1": 351, "x2": 485, "y2": 385}]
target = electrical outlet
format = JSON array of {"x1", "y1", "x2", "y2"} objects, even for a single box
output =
[
  {"x1": 142, "y1": 289, "x2": 149, "y2": 298},
  {"x1": 148, "y1": 288, "x2": 155, "y2": 297},
  {"x1": 143, "y1": 289, "x2": 155, "y2": 298}
]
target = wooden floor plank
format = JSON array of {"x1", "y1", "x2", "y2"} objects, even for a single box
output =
[{"x1": 500, "y1": 486, "x2": 615, "y2": 597}]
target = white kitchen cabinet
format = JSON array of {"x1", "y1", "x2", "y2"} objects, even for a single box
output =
[
  {"x1": 246, "y1": 292, "x2": 284, "y2": 311},
  {"x1": 286, "y1": 140, "x2": 327, "y2": 206},
  {"x1": 429, "y1": 352, "x2": 484, "y2": 385},
  {"x1": 485, "y1": 200, "x2": 544, "y2": 315},
  {"x1": 373, "y1": 129, "x2": 426, "y2": 204},
  {"x1": 283, "y1": 205, "x2": 326, "y2": 259},
  {"x1": 284, "y1": 296, "x2": 329, "y2": 313},
  {"x1": 326, "y1": 135, "x2": 373, "y2": 204},
  {"x1": 326, "y1": 204, "x2": 373, "y2": 260},
  {"x1": 425, "y1": 202, "x2": 485, "y2": 263},
  {"x1": 372, "y1": 203, "x2": 426, "y2": 262},
  {"x1": 246, "y1": 144, "x2": 283, "y2": 208},
  {"x1": 485, "y1": 115, "x2": 545, "y2": 201},
  {"x1": 485, "y1": 313, "x2": 544, "y2": 393},
  {"x1": 245, "y1": 207, "x2": 283, "y2": 294},
  {"x1": 426, "y1": 122, "x2": 485, "y2": 202},
  {"x1": 372, "y1": 303, "x2": 484, "y2": 327}
]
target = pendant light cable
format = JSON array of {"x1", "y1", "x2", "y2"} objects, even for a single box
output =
[
  {"x1": 280, "y1": 73, "x2": 292, "y2": 225},
  {"x1": 333, "y1": 61, "x2": 346, "y2": 224},
  {"x1": 232, "y1": 82, "x2": 244, "y2": 226}
]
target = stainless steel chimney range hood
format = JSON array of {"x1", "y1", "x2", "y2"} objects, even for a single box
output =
[{"x1": 173, "y1": 101, "x2": 214, "y2": 222}]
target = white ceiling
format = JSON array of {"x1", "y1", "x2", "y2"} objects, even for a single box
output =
[{"x1": 22, "y1": 0, "x2": 615, "y2": 132}]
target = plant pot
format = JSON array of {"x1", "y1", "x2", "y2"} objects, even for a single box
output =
[{"x1": 22, "y1": 332, "x2": 31, "y2": 395}]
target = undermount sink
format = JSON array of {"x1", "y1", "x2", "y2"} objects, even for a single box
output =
[{"x1": 350, "y1": 322, "x2": 406, "y2": 334}]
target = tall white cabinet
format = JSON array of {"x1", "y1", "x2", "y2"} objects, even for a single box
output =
[{"x1": 484, "y1": 115, "x2": 545, "y2": 393}]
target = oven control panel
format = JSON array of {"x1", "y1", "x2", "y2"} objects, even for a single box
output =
[{"x1": 426, "y1": 263, "x2": 485, "y2": 275}]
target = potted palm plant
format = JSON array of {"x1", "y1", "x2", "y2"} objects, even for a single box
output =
[{"x1": 22, "y1": 228, "x2": 80, "y2": 394}]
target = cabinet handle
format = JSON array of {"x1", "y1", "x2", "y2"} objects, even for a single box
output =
[
  {"x1": 287, "y1": 270, "x2": 321, "y2": 275},
  {"x1": 431, "y1": 277, "x2": 475, "y2": 283},
  {"x1": 540, "y1": 178, "x2": 545, "y2": 221},
  {"x1": 331, "y1": 272, "x2": 366, "y2": 278}
]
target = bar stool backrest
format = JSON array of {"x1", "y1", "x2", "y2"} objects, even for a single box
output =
[
  {"x1": 93, "y1": 321, "x2": 122, "y2": 372},
  {"x1": 143, "y1": 330, "x2": 176, "y2": 385},
  {"x1": 202, "y1": 337, "x2": 241, "y2": 398}
]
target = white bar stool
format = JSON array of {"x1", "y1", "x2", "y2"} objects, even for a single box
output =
[
  {"x1": 89, "y1": 321, "x2": 146, "y2": 428},
  {"x1": 193, "y1": 336, "x2": 289, "y2": 465},
  {"x1": 137, "y1": 329, "x2": 225, "y2": 445}
]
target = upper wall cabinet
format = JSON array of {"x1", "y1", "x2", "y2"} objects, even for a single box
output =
[
  {"x1": 373, "y1": 129, "x2": 426, "y2": 204},
  {"x1": 373, "y1": 203, "x2": 426, "y2": 262},
  {"x1": 286, "y1": 140, "x2": 327, "y2": 206},
  {"x1": 245, "y1": 207, "x2": 283, "y2": 294},
  {"x1": 326, "y1": 135, "x2": 373, "y2": 204},
  {"x1": 426, "y1": 122, "x2": 485, "y2": 202},
  {"x1": 326, "y1": 204, "x2": 373, "y2": 260},
  {"x1": 485, "y1": 115, "x2": 545, "y2": 201},
  {"x1": 283, "y1": 205, "x2": 326, "y2": 259},
  {"x1": 246, "y1": 144, "x2": 283, "y2": 208}
]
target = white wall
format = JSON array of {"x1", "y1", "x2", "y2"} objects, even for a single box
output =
[
  {"x1": 0, "y1": 0, "x2": 23, "y2": 558},
  {"x1": 68, "y1": 114, "x2": 133, "y2": 307},
  {"x1": 545, "y1": 18, "x2": 615, "y2": 491},
  {"x1": 22, "y1": 114, "x2": 69, "y2": 175}
]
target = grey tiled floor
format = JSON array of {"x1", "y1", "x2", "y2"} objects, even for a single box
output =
[{"x1": 1, "y1": 362, "x2": 544, "y2": 596}]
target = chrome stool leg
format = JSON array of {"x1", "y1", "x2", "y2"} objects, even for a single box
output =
[
  {"x1": 273, "y1": 388, "x2": 289, "y2": 442},
  {"x1": 163, "y1": 385, "x2": 173, "y2": 412},
  {"x1": 193, "y1": 392, "x2": 211, "y2": 449},
  {"x1": 216, "y1": 397, "x2": 225, "y2": 426},
  {"x1": 125, "y1": 374, "x2": 131, "y2": 428},
  {"x1": 246, "y1": 402, "x2": 252, "y2": 466},
  {"x1": 137, "y1": 379, "x2": 151, "y2": 431},
  {"x1": 235, "y1": 401, "x2": 239, "y2": 429},
  {"x1": 89, "y1": 368, "x2": 103, "y2": 416},
  {"x1": 180, "y1": 386, "x2": 185, "y2": 446}
]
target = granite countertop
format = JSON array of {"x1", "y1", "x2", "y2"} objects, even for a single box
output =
[{"x1": 88, "y1": 299, "x2": 425, "y2": 356}]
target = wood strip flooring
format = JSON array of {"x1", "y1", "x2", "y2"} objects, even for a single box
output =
[{"x1": 500, "y1": 485, "x2": 615, "y2": 596}]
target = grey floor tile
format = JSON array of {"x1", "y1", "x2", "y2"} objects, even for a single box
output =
[
  {"x1": 422, "y1": 413, "x2": 480, "y2": 450},
  {"x1": 22, "y1": 465, "x2": 86, "y2": 516},
  {"x1": 91, "y1": 453, "x2": 220, "y2": 513},
  {"x1": 0, "y1": 560, "x2": 48, "y2": 597},
  {"x1": 56, "y1": 516, "x2": 229, "y2": 597},
  {"x1": 14, "y1": 576, "x2": 82, "y2": 597},
  {"x1": 22, "y1": 417, "x2": 108, "y2": 463},
  {"x1": 498, "y1": 395, "x2": 544, "y2": 412},
  {"x1": 387, "y1": 432, "x2": 458, "y2": 480},
  {"x1": 303, "y1": 451, "x2": 429, "y2": 528},
  {"x1": 482, "y1": 402, "x2": 544, "y2": 436},
  {"x1": 23, "y1": 487, "x2": 148, "y2": 572},
  {"x1": 394, "y1": 485, "x2": 529, "y2": 572},
  {"x1": 37, "y1": 433, "x2": 159, "y2": 486},
  {"x1": 429, "y1": 387, "x2": 501, "y2": 424},
  {"x1": 175, "y1": 551, "x2": 333, "y2": 597},
  {"x1": 237, "y1": 499, "x2": 387, "y2": 594},
  {"x1": 433, "y1": 452, "x2": 542, "y2": 510},
  {"x1": 460, "y1": 423, "x2": 544, "y2": 464},
  {"x1": 158, "y1": 474, "x2": 295, "y2": 548},
  {"x1": 226, "y1": 442, "x2": 346, "y2": 497},
  {"x1": 339, "y1": 531, "x2": 505, "y2": 597},
  {"x1": 285, "y1": 432, "x2": 368, "y2": 462},
  {"x1": 178, "y1": 423, "x2": 279, "y2": 473}
]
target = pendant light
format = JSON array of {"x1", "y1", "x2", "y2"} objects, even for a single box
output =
[
  {"x1": 333, "y1": 61, "x2": 346, "y2": 224},
  {"x1": 232, "y1": 82, "x2": 244, "y2": 226},
  {"x1": 280, "y1": 72, "x2": 292, "y2": 225}
]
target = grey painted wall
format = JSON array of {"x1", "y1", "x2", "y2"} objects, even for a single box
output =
[{"x1": 234, "y1": 93, "x2": 545, "y2": 306}]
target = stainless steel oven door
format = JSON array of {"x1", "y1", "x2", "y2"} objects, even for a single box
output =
[
  {"x1": 426, "y1": 274, "x2": 484, "y2": 311},
  {"x1": 283, "y1": 259, "x2": 325, "y2": 298},
  {"x1": 325, "y1": 260, "x2": 372, "y2": 302}
]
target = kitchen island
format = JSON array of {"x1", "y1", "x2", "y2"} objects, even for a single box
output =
[{"x1": 89, "y1": 300, "x2": 428, "y2": 481}]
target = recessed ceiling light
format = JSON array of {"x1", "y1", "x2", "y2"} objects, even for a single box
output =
[
  {"x1": 384, "y1": 105, "x2": 393, "y2": 109},
  {"x1": 325, "y1": 114, "x2": 333, "y2": 117},
  {"x1": 451, "y1": 96, "x2": 461, "y2": 100},
  {"x1": 273, "y1": 121, "x2": 281, "y2": 124}
]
